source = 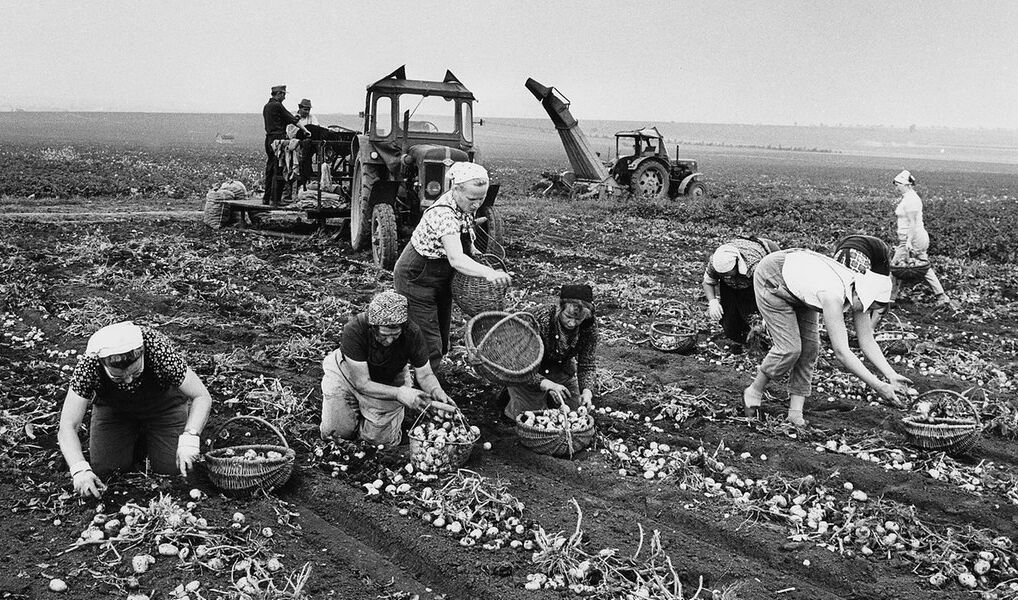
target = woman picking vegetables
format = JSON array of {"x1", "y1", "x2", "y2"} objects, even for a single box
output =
[
  {"x1": 321, "y1": 291, "x2": 456, "y2": 446},
  {"x1": 58, "y1": 321, "x2": 214, "y2": 498},
  {"x1": 702, "y1": 236, "x2": 781, "y2": 351},
  {"x1": 504, "y1": 284, "x2": 598, "y2": 420},
  {"x1": 743, "y1": 250, "x2": 911, "y2": 426},
  {"x1": 832, "y1": 233, "x2": 893, "y2": 325},
  {"x1": 393, "y1": 162, "x2": 511, "y2": 372}
]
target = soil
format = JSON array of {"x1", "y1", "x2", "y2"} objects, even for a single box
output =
[{"x1": 2, "y1": 147, "x2": 1018, "y2": 600}]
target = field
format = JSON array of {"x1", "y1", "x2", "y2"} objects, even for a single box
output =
[{"x1": 2, "y1": 115, "x2": 1018, "y2": 600}]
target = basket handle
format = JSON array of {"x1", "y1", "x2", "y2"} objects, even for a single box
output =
[
  {"x1": 476, "y1": 252, "x2": 508, "y2": 272},
  {"x1": 207, "y1": 415, "x2": 291, "y2": 450},
  {"x1": 914, "y1": 389, "x2": 981, "y2": 426},
  {"x1": 653, "y1": 301, "x2": 687, "y2": 322},
  {"x1": 475, "y1": 311, "x2": 539, "y2": 356}
]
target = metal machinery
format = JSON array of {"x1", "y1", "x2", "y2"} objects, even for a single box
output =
[
  {"x1": 526, "y1": 77, "x2": 707, "y2": 200},
  {"x1": 350, "y1": 66, "x2": 503, "y2": 269}
]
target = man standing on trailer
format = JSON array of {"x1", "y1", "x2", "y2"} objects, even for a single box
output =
[{"x1": 262, "y1": 85, "x2": 306, "y2": 206}]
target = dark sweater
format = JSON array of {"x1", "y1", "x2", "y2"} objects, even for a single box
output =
[
  {"x1": 525, "y1": 303, "x2": 598, "y2": 393},
  {"x1": 263, "y1": 98, "x2": 298, "y2": 136},
  {"x1": 834, "y1": 235, "x2": 891, "y2": 275}
]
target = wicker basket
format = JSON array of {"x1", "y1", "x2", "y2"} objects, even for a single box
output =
[
  {"x1": 650, "y1": 321, "x2": 698, "y2": 353},
  {"x1": 901, "y1": 390, "x2": 982, "y2": 454},
  {"x1": 465, "y1": 311, "x2": 545, "y2": 385},
  {"x1": 202, "y1": 416, "x2": 296, "y2": 492},
  {"x1": 516, "y1": 410, "x2": 595, "y2": 458},
  {"x1": 452, "y1": 253, "x2": 509, "y2": 317},
  {"x1": 408, "y1": 409, "x2": 478, "y2": 474},
  {"x1": 891, "y1": 259, "x2": 931, "y2": 283}
]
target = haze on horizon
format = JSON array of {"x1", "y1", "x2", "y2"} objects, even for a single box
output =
[{"x1": 2, "y1": 0, "x2": 1015, "y2": 130}]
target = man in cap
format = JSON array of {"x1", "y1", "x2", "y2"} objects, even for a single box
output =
[
  {"x1": 296, "y1": 98, "x2": 319, "y2": 127},
  {"x1": 393, "y1": 161, "x2": 511, "y2": 371},
  {"x1": 262, "y1": 85, "x2": 309, "y2": 206},
  {"x1": 321, "y1": 291, "x2": 456, "y2": 446},
  {"x1": 57, "y1": 322, "x2": 214, "y2": 497}
]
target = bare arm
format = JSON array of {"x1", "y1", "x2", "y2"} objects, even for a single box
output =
[
  {"x1": 853, "y1": 308, "x2": 897, "y2": 380},
  {"x1": 702, "y1": 281, "x2": 720, "y2": 302},
  {"x1": 413, "y1": 362, "x2": 454, "y2": 406},
  {"x1": 343, "y1": 358, "x2": 403, "y2": 400},
  {"x1": 442, "y1": 234, "x2": 507, "y2": 279},
  {"x1": 57, "y1": 388, "x2": 92, "y2": 468},
  {"x1": 902, "y1": 205, "x2": 922, "y2": 249},
  {"x1": 178, "y1": 368, "x2": 213, "y2": 434},
  {"x1": 820, "y1": 295, "x2": 885, "y2": 390}
]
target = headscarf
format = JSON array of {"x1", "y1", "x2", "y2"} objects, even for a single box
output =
[
  {"x1": 86, "y1": 321, "x2": 144, "y2": 358},
  {"x1": 367, "y1": 291, "x2": 408, "y2": 326},
  {"x1": 711, "y1": 244, "x2": 748, "y2": 276},
  {"x1": 893, "y1": 170, "x2": 915, "y2": 185},
  {"x1": 853, "y1": 270, "x2": 892, "y2": 311},
  {"x1": 447, "y1": 162, "x2": 489, "y2": 185},
  {"x1": 560, "y1": 283, "x2": 594, "y2": 304}
]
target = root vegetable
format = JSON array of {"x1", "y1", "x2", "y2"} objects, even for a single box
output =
[
  {"x1": 48, "y1": 578, "x2": 67, "y2": 592},
  {"x1": 157, "y1": 543, "x2": 179, "y2": 556},
  {"x1": 958, "y1": 572, "x2": 978, "y2": 588}
]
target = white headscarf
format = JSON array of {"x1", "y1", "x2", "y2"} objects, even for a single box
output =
[
  {"x1": 853, "y1": 271, "x2": 892, "y2": 311},
  {"x1": 85, "y1": 321, "x2": 144, "y2": 358},
  {"x1": 711, "y1": 244, "x2": 748, "y2": 276},
  {"x1": 893, "y1": 170, "x2": 914, "y2": 185},
  {"x1": 447, "y1": 162, "x2": 489, "y2": 185}
]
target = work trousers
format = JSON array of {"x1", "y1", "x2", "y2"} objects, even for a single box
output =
[
  {"x1": 890, "y1": 232, "x2": 946, "y2": 299},
  {"x1": 719, "y1": 282, "x2": 758, "y2": 344},
  {"x1": 752, "y1": 252, "x2": 821, "y2": 397},
  {"x1": 263, "y1": 134, "x2": 285, "y2": 205},
  {"x1": 89, "y1": 398, "x2": 188, "y2": 477},
  {"x1": 393, "y1": 245, "x2": 454, "y2": 373},
  {"x1": 320, "y1": 350, "x2": 406, "y2": 446}
]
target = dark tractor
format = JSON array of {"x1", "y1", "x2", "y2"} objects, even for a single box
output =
[
  {"x1": 609, "y1": 127, "x2": 707, "y2": 200},
  {"x1": 349, "y1": 66, "x2": 503, "y2": 270}
]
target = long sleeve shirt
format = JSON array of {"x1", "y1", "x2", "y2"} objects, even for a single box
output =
[
  {"x1": 525, "y1": 303, "x2": 598, "y2": 393},
  {"x1": 263, "y1": 98, "x2": 299, "y2": 136}
]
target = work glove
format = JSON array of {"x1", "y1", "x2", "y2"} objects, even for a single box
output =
[
  {"x1": 70, "y1": 461, "x2": 106, "y2": 498},
  {"x1": 176, "y1": 433, "x2": 201, "y2": 477},
  {"x1": 707, "y1": 299, "x2": 724, "y2": 321}
]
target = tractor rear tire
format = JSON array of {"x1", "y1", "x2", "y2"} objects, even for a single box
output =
[
  {"x1": 685, "y1": 182, "x2": 708, "y2": 198},
  {"x1": 350, "y1": 159, "x2": 378, "y2": 251},
  {"x1": 371, "y1": 204, "x2": 399, "y2": 270},
  {"x1": 630, "y1": 161, "x2": 669, "y2": 200},
  {"x1": 474, "y1": 205, "x2": 506, "y2": 257}
]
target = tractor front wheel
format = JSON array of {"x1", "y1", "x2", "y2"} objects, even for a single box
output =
[
  {"x1": 685, "y1": 182, "x2": 708, "y2": 198},
  {"x1": 371, "y1": 204, "x2": 399, "y2": 270},
  {"x1": 629, "y1": 161, "x2": 669, "y2": 200},
  {"x1": 350, "y1": 159, "x2": 379, "y2": 251}
]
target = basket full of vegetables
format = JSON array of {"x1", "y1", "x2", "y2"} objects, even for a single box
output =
[
  {"x1": 891, "y1": 255, "x2": 931, "y2": 283},
  {"x1": 202, "y1": 416, "x2": 296, "y2": 492},
  {"x1": 901, "y1": 389, "x2": 982, "y2": 454},
  {"x1": 515, "y1": 406, "x2": 595, "y2": 458},
  {"x1": 409, "y1": 408, "x2": 480, "y2": 474}
]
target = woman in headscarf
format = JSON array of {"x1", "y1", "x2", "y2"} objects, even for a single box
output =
[
  {"x1": 394, "y1": 162, "x2": 512, "y2": 371},
  {"x1": 889, "y1": 170, "x2": 955, "y2": 309},
  {"x1": 743, "y1": 250, "x2": 911, "y2": 426},
  {"x1": 320, "y1": 290, "x2": 455, "y2": 446},
  {"x1": 832, "y1": 234, "x2": 893, "y2": 326},
  {"x1": 503, "y1": 284, "x2": 598, "y2": 420},
  {"x1": 57, "y1": 321, "x2": 213, "y2": 498},
  {"x1": 702, "y1": 237, "x2": 781, "y2": 350}
]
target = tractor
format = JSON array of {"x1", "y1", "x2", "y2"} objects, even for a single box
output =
[
  {"x1": 349, "y1": 66, "x2": 503, "y2": 270},
  {"x1": 609, "y1": 127, "x2": 707, "y2": 200}
]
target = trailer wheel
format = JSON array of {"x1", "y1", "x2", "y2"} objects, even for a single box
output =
[
  {"x1": 685, "y1": 182, "x2": 708, "y2": 198},
  {"x1": 474, "y1": 205, "x2": 506, "y2": 257},
  {"x1": 371, "y1": 204, "x2": 399, "y2": 270},
  {"x1": 350, "y1": 159, "x2": 378, "y2": 251},
  {"x1": 630, "y1": 161, "x2": 669, "y2": 200}
]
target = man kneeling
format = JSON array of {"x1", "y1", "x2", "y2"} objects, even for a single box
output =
[{"x1": 321, "y1": 291, "x2": 455, "y2": 446}]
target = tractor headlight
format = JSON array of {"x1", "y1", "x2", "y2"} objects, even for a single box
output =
[
  {"x1": 426, "y1": 181, "x2": 442, "y2": 196},
  {"x1": 370, "y1": 151, "x2": 379, "y2": 160}
]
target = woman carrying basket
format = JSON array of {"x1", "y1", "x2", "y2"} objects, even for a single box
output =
[
  {"x1": 743, "y1": 250, "x2": 912, "y2": 426},
  {"x1": 702, "y1": 236, "x2": 781, "y2": 352},
  {"x1": 320, "y1": 291, "x2": 456, "y2": 446},
  {"x1": 394, "y1": 162, "x2": 511, "y2": 372},
  {"x1": 504, "y1": 284, "x2": 598, "y2": 420},
  {"x1": 57, "y1": 322, "x2": 214, "y2": 498},
  {"x1": 889, "y1": 170, "x2": 955, "y2": 310}
]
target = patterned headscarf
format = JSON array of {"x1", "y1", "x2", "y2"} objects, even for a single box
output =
[
  {"x1": 447, "y1": 162, "x2": 489, "y2": 185},
  {"x1": 367, "y1": 291, "x2": 408, "y2": 326}
]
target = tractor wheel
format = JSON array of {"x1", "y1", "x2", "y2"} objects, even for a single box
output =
[
  {"x1": 350, "y1": 159, "x2": 379, "y2": 251},
  {"x1": 685, "y1": 182, "x2": 709, "y2": 198},
  {"x1": 474, "y1": 205, "x2": 506, "y2": 257},
  {"x1": 629, "y1": 161, "x2": 669, "y2": 200},
  {"x1": 371, "y1": 204, "x2": 399, "y2": 270}
]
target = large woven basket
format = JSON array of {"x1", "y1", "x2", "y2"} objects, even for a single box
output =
[
  {"x1": 408, "y1": 409, "x2": 478, "y2": 474},
  {"x1": 901, "y1": 390, "x2": 982, "y2": 454},
  {"x1": 516, "y1": 410, "x2": 595, "y2": 458},
  {"x1": 891, "y1": 258, "x2": 931, "y2": 283},
  {"x1": 452, "y1": 253, "x2": 509, "y2": 317},
  {"x1": 649, "y1": 302, "x2": 697, "y2": 353},
  {"x1": 202, "y1": 416, "x2": 296, "y2": 492},
  {"x1": 464, "y1": 311, "x2": 544, "y2": 385}
]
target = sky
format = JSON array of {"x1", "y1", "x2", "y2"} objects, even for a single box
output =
[{"x1": 2, "y1": 0, "x2": 1016, "y2": 129}]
